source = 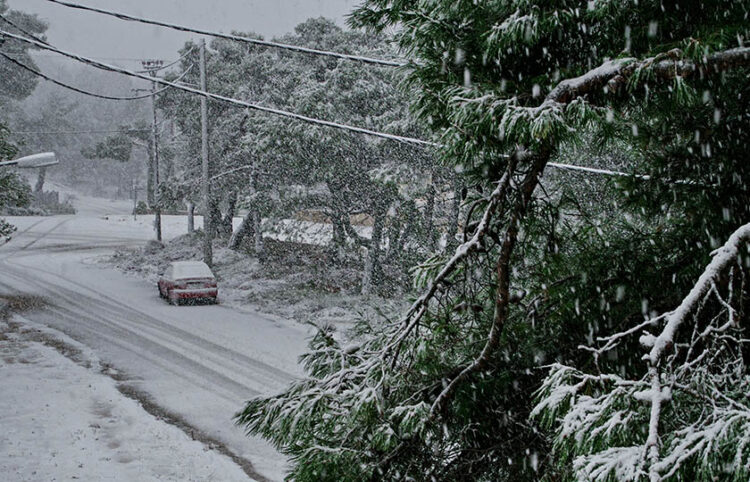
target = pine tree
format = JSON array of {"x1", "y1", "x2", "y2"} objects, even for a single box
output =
[
  {"x1": 236, "y1": 1, "x2": 750, "y2": 480},
  {"x1": 534, "y1": 223, "x2": 750, "y2": 481}
]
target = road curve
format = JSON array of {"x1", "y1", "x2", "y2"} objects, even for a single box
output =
[{"x1": 0, "y1": 214, "x2": 309, "y2": 481}]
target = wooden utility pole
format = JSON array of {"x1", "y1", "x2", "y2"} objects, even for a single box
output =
[
  {"x1": 142, "y1": 59, "x2": 164, "y2": 242},
  {"x1": 200, "y1": 39, "x2": 213, "y2": 266},
  {"x1": 132, "y1": 179, "x2": 139, "y2": 220}
]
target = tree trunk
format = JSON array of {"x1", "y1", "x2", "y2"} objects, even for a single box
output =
[
  {"x1": 219, "y1": 195, "x2": 236, "y2": 238},
  {"x1": 397, "y1": 205, "x2": 416, "y2": 256},
  {"x1": 361, "y1": 205, "x2": 387, "y2": 296},
  {"x1": 229, "y1": 209, "x2": 255, "y2": 251},
  {"x1": 385, "y1": 210, "x2": 402, "y2": 264},
  {"x1": 424, "y1": 181, "x2": 437, "y2": 252},
  {"x1": 209, "y1": 198, "x2": 222, "y2": 238},
  {"x1": 253, "y1": 209, "x2": 264, "y2": 259},
  {"x1": 187, "y1": 202, "x2": 195, "y2": 234},
  {"x1": 34, "y1": 167, "x2": 46, "y2": 194},
  {"x1": 329, "y1": 211, "x2": 347, "y2": 261},
  {"x1": 447, "y1": 179, "x2": 462, "y2": 250}
]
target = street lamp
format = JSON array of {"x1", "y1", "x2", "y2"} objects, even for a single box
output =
[{"x1": 0, "y1": 152, "x2": 58, "y2": 168}]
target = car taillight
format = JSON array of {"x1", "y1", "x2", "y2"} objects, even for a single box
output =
[{"x1": 205, "y1": 281, "x2": 217, "y2": 288}]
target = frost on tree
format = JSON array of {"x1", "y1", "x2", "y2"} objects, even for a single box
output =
[{"x1": 534, "y1": 223, "x2": 750, "y2": 481}]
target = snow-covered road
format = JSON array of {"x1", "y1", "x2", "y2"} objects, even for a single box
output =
[{"x1": 0, "y1": 200, "x2": 311, "y2": 481}]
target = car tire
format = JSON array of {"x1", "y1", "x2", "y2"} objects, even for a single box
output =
[{"x1": 168, "y1": 291, "x2": 180, "y2": 306}]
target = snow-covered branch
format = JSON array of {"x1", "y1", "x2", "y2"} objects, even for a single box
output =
[
  {"x1": 429, "y1": 152, "x2": 549, "y2": 417},
  {"x1": 535, "y1": 222, "x2": 750, "y2": 481},
  {"x1": 647, "y1": 223, "x2": 750, "y2": 364},
  {"x1": 546, "y1": 47, "x2": 750, "y2": 105},
  {"x1": 383, "y1": 154, "x2": 518, "y2": 362}
]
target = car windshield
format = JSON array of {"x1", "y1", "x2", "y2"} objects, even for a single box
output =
[{"x1": 172, "y1": 262, "x2": 213, "y2": 280}]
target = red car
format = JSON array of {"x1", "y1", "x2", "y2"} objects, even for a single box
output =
[{"x1": 158, "y1": 261, "x2": 218, "y2": 305}]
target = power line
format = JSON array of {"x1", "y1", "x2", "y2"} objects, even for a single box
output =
[
  {"x1": 0, "y1": 31, "x2": 659, "y2": 181},
  {"x1": 546, "y1": 162, "x2": 651, "y2": 180},
  {"x1": 44, "y1": 0, "x2": 407, "y2": 68},
  {"x1": 0, "y1": 14, "x2": 49, "y2": 45},
  {"x1": 0, "y1": 29, "x2": 436, "y2": 147},
  {"x1": 0, "y1": 19, "x2": 185, "y2": 65},
  {"x1": 0, "y1": 50, "x2": 193, "y2": 101},
  {"x1": 32, "y1": 53, "x2": 175, "y2": 62}
]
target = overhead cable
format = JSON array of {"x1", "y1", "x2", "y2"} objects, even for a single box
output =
[
  {"x1": 10, "y1": 129, "x2": 152, "y2": 135},
  {"x1": 0, "y1": 50, "x2": 195, "y2": 101},
  {"x1": 0, "y1": 31, "x2": 660, "y2": 181},
  {"x1": 0, "y1": 29, "x2": 435, "y2": 147},
  {"x1": 44, "y1": 0, "x2": 407, "y2": 68},
  {"x1": 0, "y1": 14, "x2": 49, "y2": 45},
  {"x1": 32, "y1": 53, "x2": 178, "y2": 62},
  {"x1": 546, "y1": 162, "x2": 651, "y2": 180}
]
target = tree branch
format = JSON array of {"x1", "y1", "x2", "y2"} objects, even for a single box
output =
[
  {"x1": 384, "y1": 153, "x2": 519, "y2": 365},
  {"x1": 546, "y1": 47, "x2": 750, "y2": 105},
  {"x1": 429, "y1": 150, "x2": 550, "y2": 418}
]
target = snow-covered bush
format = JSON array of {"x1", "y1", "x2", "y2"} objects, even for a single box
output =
[{"x1": 0, "y1": 218, "x2": 16, "y2": 240}]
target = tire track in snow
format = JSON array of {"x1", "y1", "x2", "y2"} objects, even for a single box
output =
[
  {"x1": 0, "y1": 217, "x2": 55, "y2": 250},
  {"x1": 0, "y1": 282, "x2": 274, "y2": 482},
  {"x1": 0, "y1": 215, "x2": 300, "y2": 481},
  {"x1": 2, "y1": 257, "x2": 298, "y2": 384},
  {"x1": 18, "y1": 216, "x2": 74, "y2": 251},
  {"x1": 0, "y1": 263, "x2": 296, "y2": 392}
]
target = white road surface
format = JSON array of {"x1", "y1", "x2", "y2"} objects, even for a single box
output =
[{"x1": 0, "y1": 194, "x2": 311, "y2": 481}]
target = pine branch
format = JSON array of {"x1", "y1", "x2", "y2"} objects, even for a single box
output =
[
  {"x1": 646, "y1": 223, "x2": 750, "y2": 365},
  {"x1": 546, "y1": 47, "x2": 750, "y2": 105},
  {"x1": 535, "y1": 223, "x2": 750, "y2": 481},
  {"x1": 384, "y1": 152, "x2": 519, "y2": 364},
  {"x1": 430, "y1": 150, "x2": 550, "y2": 418}
]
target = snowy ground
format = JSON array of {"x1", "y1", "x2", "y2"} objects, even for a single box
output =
[
  {"x1": 0, "y1": 314, "x2": 250, "y2": 481},
  {"x1": 0, "y1": 193, "x2": 313, "y2": 481},
  {"x1": 0, "y1": 186, "x2": 407, "y2": 481}
]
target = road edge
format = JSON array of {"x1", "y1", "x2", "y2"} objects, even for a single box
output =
[{"x1": 0, "y1": 305, "x2": 274, "y2": 482}]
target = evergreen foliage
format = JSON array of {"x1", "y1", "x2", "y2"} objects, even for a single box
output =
[
  {"x1": 236, "y1": 1, "x2": 750, "y2": 480},
  {"x1": 0, "y1": 0, "x2": 47, "y2": 102},
  {"x1": 161, "y1": 20, "x2": 443, "y2": 291},
  {"x1": 0, "y1": 169, "x2": 32, "y2": 238},
  {"x1": 0, "y1": 1, "x2": 46, "y2": 239}
]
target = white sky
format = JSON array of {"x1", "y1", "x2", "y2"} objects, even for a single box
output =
[{"x1": 9, "y1": 0, "x2": 359, "y2": 63}]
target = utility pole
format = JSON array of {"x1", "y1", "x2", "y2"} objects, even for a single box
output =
[
  {"x1": 132, "y1": 179, "x2": 141, "y2": 221},
  {"x1": 200, "y1": 39, "x2": 212, "y2": 266},
  {"x1": 142, "y1": 59, "x2": 164, "y2": 242}
]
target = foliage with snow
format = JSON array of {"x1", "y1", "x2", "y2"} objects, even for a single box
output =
[
  {"x1": 1, "y1": 0, "x2": 748, "y2": 480},
  {"x1": 235, "y1": 1, "x2": 750, "y2": 480},
  {"x1": 534, "y1": 223, "x2": 750, "y2": 481},
  {"x1": 159, "y1": 18, "x2": 447, "y2": 292}
]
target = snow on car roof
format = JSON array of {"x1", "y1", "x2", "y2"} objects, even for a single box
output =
[{"x1": 170, "y1": 261, "x2": 214, "y2": 279}]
